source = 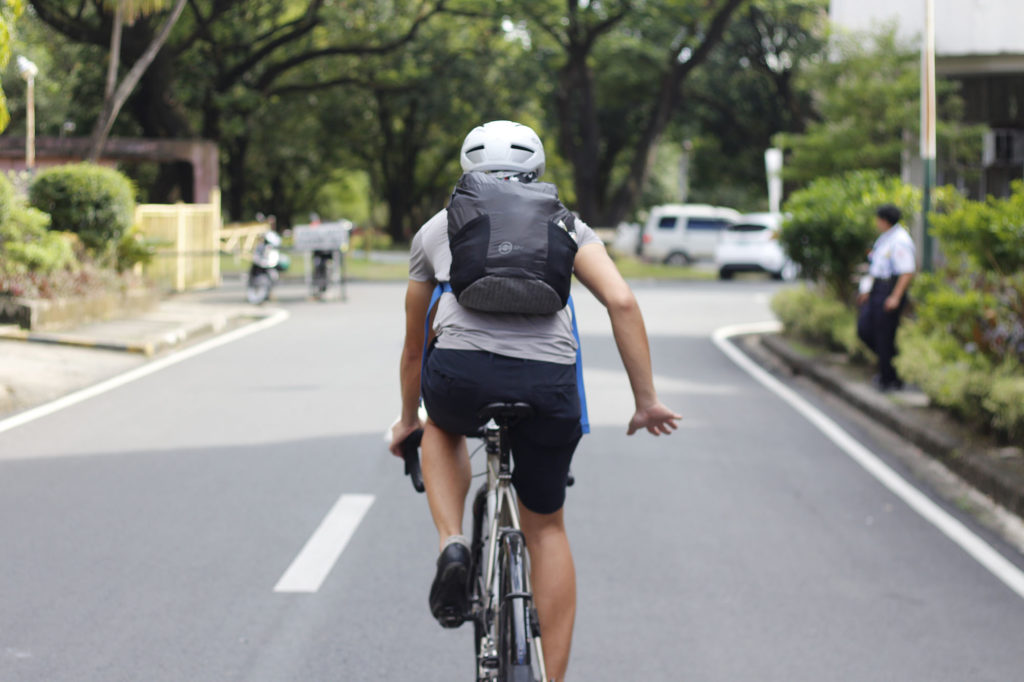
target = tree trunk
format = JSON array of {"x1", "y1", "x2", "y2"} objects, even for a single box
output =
[
  {"x1": 104, "y1": 2, "x2": 124, "y2": 102},
  {"x1": 87, "y1": 0, "x2": 188, "y2": 162},
  {"x1": 560, "y1": 0, "x2": 747, "y2": 227}
]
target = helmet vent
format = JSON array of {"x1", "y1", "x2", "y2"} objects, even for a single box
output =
[{"x1": 510, "y1": 144, "x2": 534, "y2": 152}]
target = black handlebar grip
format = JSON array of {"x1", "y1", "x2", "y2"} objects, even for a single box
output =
[{"x1": 400, "y1": 429, "x2": 425, "y2": 493}]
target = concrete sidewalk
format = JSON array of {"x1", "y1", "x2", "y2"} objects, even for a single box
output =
[
  {"x1": 754, "y1": 332, "x2": 1024, "y2": 519},
  {"x1": 0, "y1": 293, "x2": 269, "y2": 417}
]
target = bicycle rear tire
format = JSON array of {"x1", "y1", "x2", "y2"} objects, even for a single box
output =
[{"x1": 498, "y1": 531, "x2": 536, "y2": 682}]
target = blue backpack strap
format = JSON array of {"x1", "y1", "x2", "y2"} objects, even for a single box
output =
[
  {"x1": 567, "y1": 295, "x2": 590, "y2": 434},
  {"x1": 422, "y1": 282, "x2": 450, "y2": 381}
]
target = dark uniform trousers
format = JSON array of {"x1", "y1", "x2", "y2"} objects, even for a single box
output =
[{"x1": 857, "y1": 277, "x2": 906, "y2": 386}]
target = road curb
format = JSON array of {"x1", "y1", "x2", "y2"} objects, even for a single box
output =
[
  {"x1": 758, "y1": 332, "x2": 1024, "y2": 518},
  {"x1": 0, "y1": 311, "x2": 245, "y2": 357}
]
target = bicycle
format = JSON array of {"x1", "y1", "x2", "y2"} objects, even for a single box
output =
[{"x1": 401, "y1": 402, "x2": 550, "y2": 682}]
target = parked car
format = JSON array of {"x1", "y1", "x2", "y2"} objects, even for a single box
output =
[
  {"x1": 714, "y1": 212, "x2": 798, "y2": 280},
  {"x1": 638, "y1": 204, "x2": 741, "y2": 264}
]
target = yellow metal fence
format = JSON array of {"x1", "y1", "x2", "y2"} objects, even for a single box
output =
[{"x1": 136, "y1": 189, "x2": 221, "y2": 292}]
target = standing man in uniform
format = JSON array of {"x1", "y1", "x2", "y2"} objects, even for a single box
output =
[{"x1": 857, "y1": 204, "x2": 916, "y2": 391}]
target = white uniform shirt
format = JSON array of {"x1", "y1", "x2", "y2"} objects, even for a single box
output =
[{"x1": 868, "y1": 224, "x2": 916, "y2": 279}]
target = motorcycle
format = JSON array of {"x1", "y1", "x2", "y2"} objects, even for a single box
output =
[{"x1": 246, "y1": 232, "x2": 289, "y2": 304}]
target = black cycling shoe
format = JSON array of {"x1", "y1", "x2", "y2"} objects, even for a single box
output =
[{"x1": 429, "y1": 541, "x2": 471, "y2": 628}]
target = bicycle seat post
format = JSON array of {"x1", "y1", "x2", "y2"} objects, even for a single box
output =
[{"x1": 477, "y1": 402, "x2": 534, "y2": 482}]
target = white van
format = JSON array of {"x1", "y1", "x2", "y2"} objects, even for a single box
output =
[{"x1": 638, "y1": 204, "x2": 741, "y2": 264}]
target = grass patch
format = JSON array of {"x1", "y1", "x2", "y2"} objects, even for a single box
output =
[{"x1": 611, "y1": 256, "x2": 717, "y2": 280}]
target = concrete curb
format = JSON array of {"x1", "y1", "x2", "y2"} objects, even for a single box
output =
[
  {"x1": 0, "y1": 310, "x2": 248, "y2": 357},
  {"x1": 759, "y1": 333, "x2": 1024, "y2": 518}
]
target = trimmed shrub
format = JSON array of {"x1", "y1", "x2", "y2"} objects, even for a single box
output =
[
  {"x1": 115, "y1": 226, "x2": 155, "y2": 273},
  {"x1": 930, "y1": 180, "x2": 1024, "y2": 273},
  {"x1": 0, "y1": 172, "x2": 14, "y2": 226},
  {"x1": 29, "y1": 164, "x2": 136, "y2": 253},
  {"x1": 0, "y1": 206, "x2": 76, "y2": 275},
  {"x1": 771, "y1": 285, "x2": 870, "y2": 361},
  {"x1": 986, "y1": 376, "x2": 1024, "y2": 442},
  {"x1": 0, "y1": 183, "x2": 77, "y2": 277},
  {"x1": 780, "y1": 171, "x2": 919, "y2": 302},
  {"x1": 894, "y1": 326, "x2": 992, "y2": 424}
]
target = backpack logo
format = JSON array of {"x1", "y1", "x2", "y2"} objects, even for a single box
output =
[{"x1": 497, "y1": 241, "x2": 514, "y2": 255}]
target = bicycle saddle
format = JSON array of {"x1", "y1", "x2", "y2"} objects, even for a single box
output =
[{"x1": 478, "y1": 402, "x2": 535, "y2": 423}]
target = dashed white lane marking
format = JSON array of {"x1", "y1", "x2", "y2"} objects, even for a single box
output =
[
  {"x1": 274, "y1": 494, "x2": 376, "y2": 593},
  {"x1": 0, "y1": 310, "x2": 290, "y2": 437},
  {"x1": 713, "y1": 321, "x2": 1024, "y2": 601}
]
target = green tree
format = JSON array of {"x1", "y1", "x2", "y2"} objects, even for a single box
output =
[
  {"x1": 0, "y1": 0, "x2": 23, "y2": 132},
  {"x1": 507, "y1": 0, "x2": 748, "y2": 226},
  {"x1": 774, "y1": 27, "x2": 983, "y2": 187},
  {"x1": 681, "y1": 0, "x2": 826, "y2": 209}
]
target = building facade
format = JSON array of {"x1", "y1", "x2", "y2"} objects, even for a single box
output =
[{"x1": 831, "y1": 0, "x2": 1024, "y2": 196}]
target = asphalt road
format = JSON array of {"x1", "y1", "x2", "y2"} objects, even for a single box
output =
[{"x1": 2, "y1": 280, "x2": 1023, "y2": 681}]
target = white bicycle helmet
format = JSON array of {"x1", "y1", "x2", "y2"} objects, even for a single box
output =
[
  {"x1": 459, "y1": 120, "x2": 546, "y2": 179},
  {"x1": 264, "y1": 231, "x2": 282, "y2": 247}
]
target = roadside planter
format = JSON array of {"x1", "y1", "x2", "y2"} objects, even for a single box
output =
[{"x1": 0, "y1": 287, "x2": 160, "y2": 331}]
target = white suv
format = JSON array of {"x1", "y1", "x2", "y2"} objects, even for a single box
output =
[
  {"x1": 714, "y1": 212, "x2": 798, "y2": 280},
  {"x1": 637, "y1": 204, "x2": 741, "y2": 264}
]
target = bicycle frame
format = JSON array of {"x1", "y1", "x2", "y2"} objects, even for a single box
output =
[{"x1": 474, "y1": 418, "x2": 548, "y2": 682}]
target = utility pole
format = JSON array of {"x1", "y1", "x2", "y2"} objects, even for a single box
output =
[{"x1": 921, "y1": 0, "x2": 936, "y2": 271}]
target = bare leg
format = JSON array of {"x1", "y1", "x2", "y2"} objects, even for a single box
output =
[
  {"x1": 519, "y1": 504, "x2": 576, "y2": 681},
  {"x1": 421, "y1": 419, "x2": 471, "y2": 551}
]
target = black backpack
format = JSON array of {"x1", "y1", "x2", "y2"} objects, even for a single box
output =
[{"x1": 446, "y1": 171, "x2": 578, "y2": 314}]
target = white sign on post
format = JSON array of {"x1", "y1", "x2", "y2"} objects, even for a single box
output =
[{"x1": 292, "y1": 220, "x2": 352, "y2": 251}]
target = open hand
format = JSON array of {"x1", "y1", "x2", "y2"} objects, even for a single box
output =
[{"x1": 627, "y1": 401, "x2": 682, "y2": 436}]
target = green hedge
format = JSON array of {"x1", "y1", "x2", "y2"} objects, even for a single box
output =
[
  {"x1": 0, "y1": 172, "x2": 14, "y2": 226},
  {"x1": 931, "y1": 180, "x2": 1024, "y2": 273},
  {"x1": 893, "y1": 185, "x2": 1024, "y2": 443},
  {"x1": 0, "y1": 173, "x2": 76, "y2": 277},
  {"x1": 771, "y1": 285, "x2": 870, "y2": 362},
  {"x1": 29, "y1": 164, "x2": 136, "y2": 253}
]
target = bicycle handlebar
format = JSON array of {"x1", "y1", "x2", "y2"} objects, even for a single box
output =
[{"x1": 400, "y1": 429, "x2": 425, "y2": 493}]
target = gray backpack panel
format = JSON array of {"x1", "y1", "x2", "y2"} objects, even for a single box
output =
[{"x1": 447, "y1": 171, "x2": 578, "y2": 314}]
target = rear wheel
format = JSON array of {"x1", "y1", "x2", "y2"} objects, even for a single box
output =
[
  {"x1": 498, "y1": 532, "x2": 535, "y2": 682},
  {"x1": 470, "y1": 485, "x2": 489, "y2": 665},
  {"x1": 718, "y1": 267, "x2": 734, "y2": 280},
  {"x1": 665, "y1": 251, "x2": 690, "y2": 266},
  {"x1": 246, "y1": 272, "x2": 272, "y2": 304}
]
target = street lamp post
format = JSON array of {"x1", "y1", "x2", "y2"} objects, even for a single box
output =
[{"x1": 16, "y1": 56, "x2": 38, "y2": 172}]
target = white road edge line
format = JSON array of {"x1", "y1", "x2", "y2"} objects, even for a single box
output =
[
  {"x1": 0, "y1": 309, "x2": 290, "y2": 436},
  {"x1": 713, "y1": 321, "x2": 1024, "y2": 601},
  {"x1": 274, "y1": 494, "x2": 376, "y2": 594}
]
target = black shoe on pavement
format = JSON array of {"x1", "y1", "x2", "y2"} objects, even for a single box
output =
[
  {"x1": 871, "y1": 374, "x2": 904, "y2": 392},
  {"x1": 429, "y1": 539, "x2": 470, "y2": 628}
]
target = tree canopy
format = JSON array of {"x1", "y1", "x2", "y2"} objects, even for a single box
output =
[{"x1": 4, "y1": 0, "x2": 967, "y2": 240}]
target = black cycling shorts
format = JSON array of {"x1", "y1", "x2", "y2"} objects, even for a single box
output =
[{"x1": 421, "y1": 348, "x2": 583, "y2": 514}]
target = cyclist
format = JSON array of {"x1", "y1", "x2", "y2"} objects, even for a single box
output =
[{"x1": 389, "y1": 120, "x2": 680, "y2": 681}]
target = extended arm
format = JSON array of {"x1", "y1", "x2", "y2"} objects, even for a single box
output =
[
  {"x1": 573, "y1": 243, "x2": 681, "y2": 436},
  {"x1": 390, "y1": 279, "x2": 435, "y2": 455}
]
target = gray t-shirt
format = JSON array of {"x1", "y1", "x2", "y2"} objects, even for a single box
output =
[{"x1": 409, "y1": 208, "x2": 602, "y2": 364}]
